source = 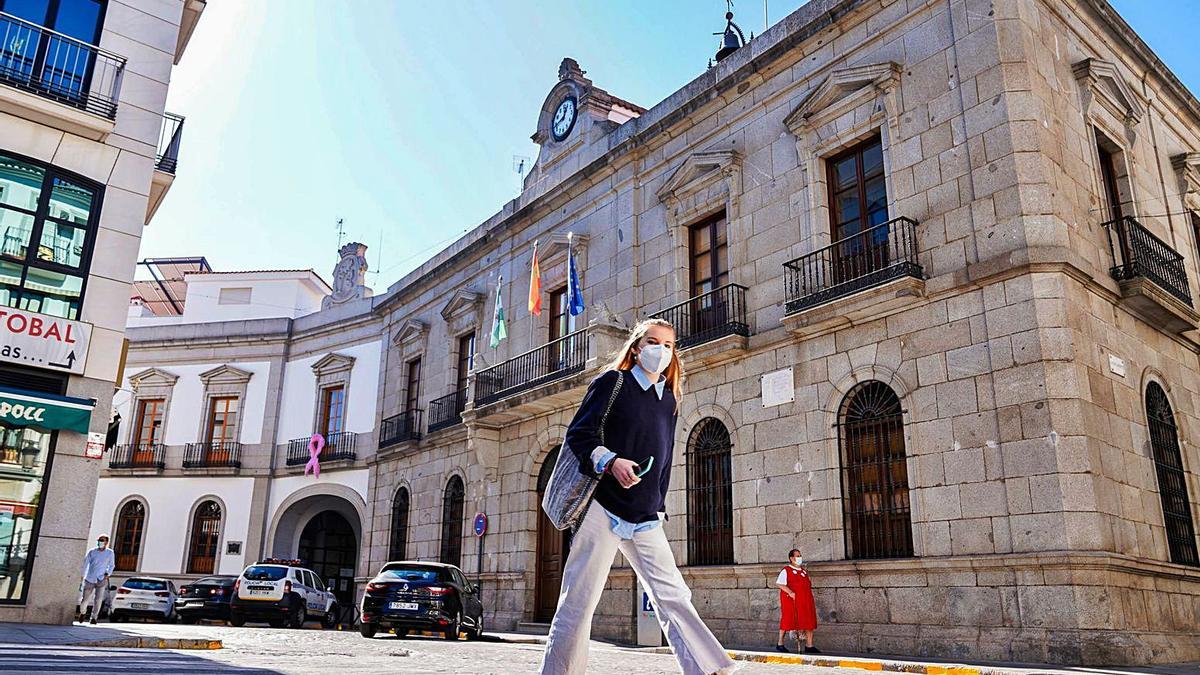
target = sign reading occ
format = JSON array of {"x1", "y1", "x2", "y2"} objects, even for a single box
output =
[{"x1": 0, "y1": 402, "x2": 47, "y2": 423}]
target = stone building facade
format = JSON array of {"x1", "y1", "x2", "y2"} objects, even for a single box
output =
[
  {"x1": 94, "y1": 0, "x2": 1200, "y2": 664},
  {"x1": 0, "y1": 0, "x2": 204, "y2": 624}
]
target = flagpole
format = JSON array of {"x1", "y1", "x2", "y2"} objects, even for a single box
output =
[{"x1": 529, "y1": 240, "x2": 536, "y2": 348}]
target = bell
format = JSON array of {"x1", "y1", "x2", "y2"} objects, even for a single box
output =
[{"x1": 714, "y1": 11, "x2": 745, "y2": 63}]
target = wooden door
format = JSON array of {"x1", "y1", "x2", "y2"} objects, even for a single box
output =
[{"x1": 534, "y1": 446, "x2": 568, "y2": 621}]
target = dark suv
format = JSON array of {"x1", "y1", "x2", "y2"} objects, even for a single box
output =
[{"x1": 359, "y1": 562, "x2": 483, "y2": 640}]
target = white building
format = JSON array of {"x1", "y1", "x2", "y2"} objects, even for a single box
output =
[
  {"x1": 92, "y1": 248, "x2": 381, "y2": 610},
  {"x1": 0, "y1": 0, "x2": 204, "y2": 624}
]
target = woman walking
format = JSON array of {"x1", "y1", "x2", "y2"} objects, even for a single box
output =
[
  {"x1": 775, "y1": 548, "x2": 818, "y2": 654},
  {"x1": 539, "y1": 318, "x2": 736, "y2": 675}
]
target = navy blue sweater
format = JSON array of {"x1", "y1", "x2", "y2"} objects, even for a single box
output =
[{"x1": 565, "y1": 369, "x2": 676, "y2": 524}]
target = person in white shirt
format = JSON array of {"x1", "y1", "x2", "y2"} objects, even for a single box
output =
[{"x1": 80, "y1": 534, "x2": 115, "y2": 624}]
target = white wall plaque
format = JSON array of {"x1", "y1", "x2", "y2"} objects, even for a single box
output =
[
  {"x1": 0, "y1": 308, "x2": 91, "y2": 374},
  {"x1": 1108, "y1": 354, "x2": 1126, "y2": 378},
  {"x1": 85, "y1": 432, "x2": 104, "y2": 459},
  {"x1": 761, "y1": 368, "x2": 794, "y2": 408}
]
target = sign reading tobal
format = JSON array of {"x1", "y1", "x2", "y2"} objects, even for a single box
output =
[{"x1": 0, "y1": 308, "x2": 92, "y2": 375}]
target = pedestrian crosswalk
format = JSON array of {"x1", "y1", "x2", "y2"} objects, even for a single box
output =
[{"x1": 0, "y1": 645, "x2": 278, "y2": 674}]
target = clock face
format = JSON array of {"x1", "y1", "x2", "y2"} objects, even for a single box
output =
[{"x1": 551, "y1": 97, "x2": 577, "y2": 141}]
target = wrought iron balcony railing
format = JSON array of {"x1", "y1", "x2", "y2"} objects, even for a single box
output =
[
  {"x1": 155, "y1": 112, "x2": 184, "y2": 173},
  {"x1": 109, "y1": 443, "x2": 164, "y2": 469},
  {"x1": 379, "y1": 409, "x2": 422, "y2": 448},
  {"x1": 651, "y1": 283, "x2": 749, "y2": 350},
  {"x1": 285, "y1": 431, "x2": 357, "y2": 466},
  {"x1": 1103, "y1": 216, "x2": 1194, "y2": 307},
  {"x1": 0, "y1": 11, "x2": 126, "y2": 119},
  {"x1": 427, "y1": 390, "x2": 467, "y2": 433},
  {"x1": 473, "y1": 327, "x2": 590, "y2": 407},
  {"x1": 183, "y1": 441, "x2": 242, "y2": 469},
  {"x1": 783, "y1": 216, "x2": 922, "y2": 315}
]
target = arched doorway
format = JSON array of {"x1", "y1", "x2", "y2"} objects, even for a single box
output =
[
  {"x1": 297, "y1": 511, "x2": 358, "y2": 607},
  {"x1": 534, "y1": 445, "x2": 569, "y2": 622},
  {"x1": 268, "y1": 490, "x2": 364, "y2": 610}
]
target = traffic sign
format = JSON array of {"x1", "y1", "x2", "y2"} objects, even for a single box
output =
[{"x1": 473, "y1": 512, "x2": 488, "y2": 537}]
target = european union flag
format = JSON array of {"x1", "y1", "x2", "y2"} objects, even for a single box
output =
[{"x1": 567, "y1": 233, "x2": 584, "y2": 316}]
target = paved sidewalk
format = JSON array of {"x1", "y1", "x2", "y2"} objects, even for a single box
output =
[{"x1": 0, "y1": 621, "x2": 221, "y2": 649}]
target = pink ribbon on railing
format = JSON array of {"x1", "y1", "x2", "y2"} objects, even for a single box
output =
[{"x1": 305, "y1": 433, "x2": 325, "y2": 478}]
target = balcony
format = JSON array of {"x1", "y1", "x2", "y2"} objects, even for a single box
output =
[
  {"x1": 285, "y1": 431, "x2": 357, "y2": 466},
  {"x1": 379, "y1": 409, "x2": 422, "y2": 448},
  {"x1": 781, "y1": 216, "x2": 924, "y2": 337},
  {"x1": 146, "y1": 112, "x2": 184, "y2": 224},
  {"x1": 474, "y1": 328, "x2": 590, "y2": 407},
  {"x1": 109, "y1": 444, "x2": 164, "y2": 470},
  {"x1": 0, "y1": 11, "x2": 125, "y2": 140},
  {"x1": 183, "y1": 441, "x2": 241, "y2": 469},
  {"x1": 463, "y1": 321, "x2": 626, "y2": 469},
  {"x1": 651, "y1": 283, "x2": 749, "y2": 366},
  {"x1": 1103, "y1": 216, "x2": 1199, "y2": 333},
  {"x1": 427, "y1": 391, "x2": 467, "y2": 433}
]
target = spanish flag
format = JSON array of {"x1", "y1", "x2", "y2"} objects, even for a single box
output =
[{"x1": 528, "y1": 240, "x2": 542, "y2": 316}]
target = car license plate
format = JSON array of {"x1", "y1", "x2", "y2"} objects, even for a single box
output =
[
  {"x1": 131, "y1": 602, "x2": 149, "y2": 609},
  {"x1": 249, "y1": 587, "x2": 273, "y2": 595},
  {"x1": 388, "y1": 602, "x2": 418, "y2": 611}
]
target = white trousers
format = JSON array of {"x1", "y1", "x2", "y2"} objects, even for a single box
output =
[{"x1": 538, "y1": 505, "x2": 735, "y2": 675}]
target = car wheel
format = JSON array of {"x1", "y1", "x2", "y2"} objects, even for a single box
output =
[
  {"x1": 321, "y1": 604, "x2": 338, "y2": 630},
  {"x1": 359, "y1": 622, "x2": 378, "y2": 639},
  {"x1": 229, "y1": 612, "x2": 246, "y2": 627},
  {"x1": 443, "y1": 611, "x2": 461, "y2": 641},
  {"x1": 467, "y1": 613, "x2": 484, "y2": 641},
  {"x1": 287, "y1": 598, "x2": 306, "y2": 629}
]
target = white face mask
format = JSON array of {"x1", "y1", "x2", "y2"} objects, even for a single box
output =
[
  {"x1": 791, "y1": 556, "x2": 803, "y2": 566},
  {"x1": 637, "y1": 344, "x2": 671, "y2": 376}
]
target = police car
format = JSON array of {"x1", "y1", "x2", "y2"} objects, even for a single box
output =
[{"x1": 229, "y1": 559, "x2": 339, "y2": 629}]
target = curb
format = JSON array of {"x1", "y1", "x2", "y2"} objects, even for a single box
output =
[
  {"x1": 68, "y1": 637, "x2": 223, "y2": 650},
  {"x1": 728, "y1": 651, "x2": 1010, "y2": 675}
]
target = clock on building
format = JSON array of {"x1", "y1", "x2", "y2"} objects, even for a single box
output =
[{"x1": 551, "y1": 96, "x2": 577, "y2": 142}]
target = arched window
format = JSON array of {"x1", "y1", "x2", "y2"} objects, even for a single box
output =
[
  {"x1": 687, "y1": 418, "x2": 734, "y2": 565},
  {"x1": 839, "y1": 381, "x2": 913, "y2": 559},
  {"x1": 389, "y1": 487, "x2": 410, "y2": 561},
  {"x1": 1145, "y1": 383, "x2": 1198, "y2": 566},
  {"x1": 440, "y1": 476, "x2": 465, "y2": 566},
  {"x1": 113, "y1": 500, "x2": 145, "y2": 571},
  {"x1": 186, "y1": 500, "x2": 222, "y2": 574}
]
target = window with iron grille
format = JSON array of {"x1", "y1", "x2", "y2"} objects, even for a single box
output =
[
  {"x1": 390, "y1": 486, "x2": 409, "y2": 561},
  {"x1": 839, "y1": 381, "x2": 913, "y2": 559},
  {"x1": 1145, "y1": 383, "x2": 1199, "y2": 567},
  {"x1": 113, "y1": 499, "x2": 145, "y2": 571},
  {"x1": 187, "y1": 500, "x2": 221, "y2": 574},
  {"x1": 440, "y1": 476, "x2": 465, "y2": 566},
  {"x1": 687, "y1": 418, "x2": 734, "y2": 566}
]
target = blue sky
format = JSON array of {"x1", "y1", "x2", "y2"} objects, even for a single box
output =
[{"x1": 146, "y1": 0, "x2": 1200, "y2": 290}]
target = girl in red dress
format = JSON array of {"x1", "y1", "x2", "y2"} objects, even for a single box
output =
[{"x1": 776, "y1": 548, "x2": 819, "y2": 653}]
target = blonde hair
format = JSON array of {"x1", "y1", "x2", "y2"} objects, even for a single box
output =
[{"x1": 604, "y1": 318, "x2": 684, "y2": 409}]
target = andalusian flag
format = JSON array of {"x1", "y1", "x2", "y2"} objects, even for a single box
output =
[
  {"x1": 490, "y1": 275, "x2": 507, "y2": 348},
  {"x1": 528, "y1": 240, "x2": 542, "y2": 316},
  {"x1": 567, "y1": 232, "x2": 584, "y2": 316}
]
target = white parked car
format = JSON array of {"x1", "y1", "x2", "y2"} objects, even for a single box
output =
[
  {"x1": 110, "y1": 577, "x2": 177, "y2": 622},
  {"x1": 230, "y1": 559, "x2": 339, "y2": 629}
]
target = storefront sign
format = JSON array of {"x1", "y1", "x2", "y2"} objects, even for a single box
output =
[
  {"x1": 0, "y1": 386, "x2": 95, "y2": 434},
  {"x1": 85, "y1": 432, "x2": 104, "y2": 459},
  {"x1": 0, "y1": 308, "x2": 92, "y2": 375}
]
